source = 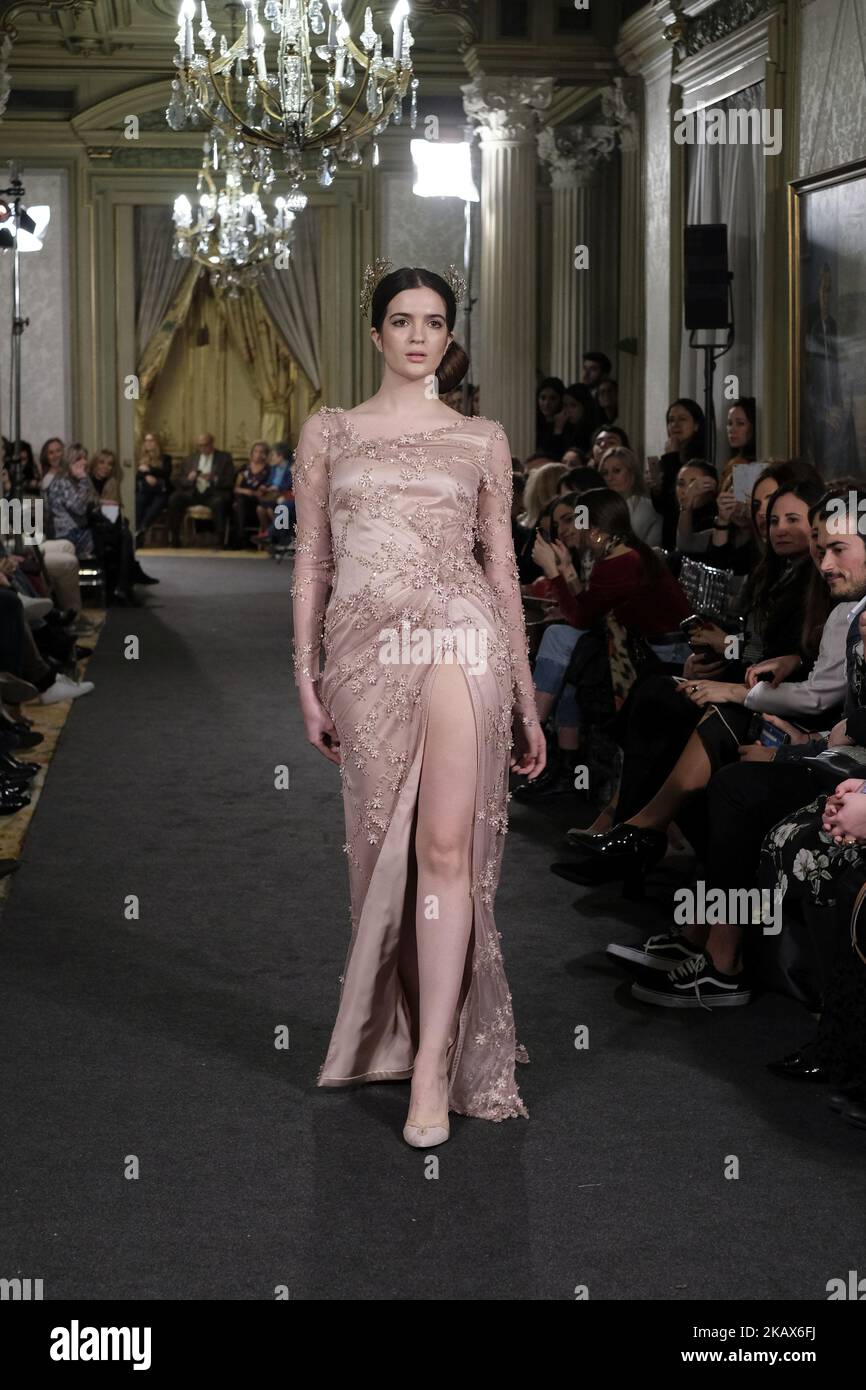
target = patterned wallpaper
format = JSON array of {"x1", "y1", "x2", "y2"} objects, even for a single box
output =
[
  {"x1": 0, "y1": 169, "x2": 70, "y2": 452},
  {"x1": 799, "y1": 0, "x2": 866, "y2": 176}
]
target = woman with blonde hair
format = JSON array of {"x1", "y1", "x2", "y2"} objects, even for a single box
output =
[
  {"x1": 519, "y1": 461, "x2": 568, "y2": 530},
  {"x1": 135, "y1": 430, "x2": 172, "y2": 540},
  {"x1": 599, "y1": 445, "x2": 662, "y2": 546}
]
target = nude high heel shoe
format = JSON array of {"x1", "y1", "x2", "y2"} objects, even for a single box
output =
[{"x1": 403, "y1": 1039, "x2": 453, "y2": 1148}]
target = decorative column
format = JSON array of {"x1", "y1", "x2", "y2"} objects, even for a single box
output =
[
  {"x1": 462, "y1": 75, "x2": 553, "y2": 460},
  {"x1": 603, "y1": 77, "x2": 644, "y2": 455},
  {"x1": 537, "y1": 124, "x2": 616, "y2": 384}
]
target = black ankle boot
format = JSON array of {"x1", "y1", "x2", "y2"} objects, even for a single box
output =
[{"x1": 512, "y1": 747, "x2": 571, "y2": 799}]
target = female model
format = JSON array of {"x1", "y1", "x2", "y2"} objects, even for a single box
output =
[{"x1": 291, "y1": 264, "x2": 545, "y2": 1148}]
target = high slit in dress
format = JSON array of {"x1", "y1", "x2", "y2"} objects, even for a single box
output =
[{"x1": 291, "y1": 407, "x2": 538, "y2": 1121}]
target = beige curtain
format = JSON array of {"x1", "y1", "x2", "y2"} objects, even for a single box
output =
[
  {"x1": 216, "y1": 285, "x2": 298, "y2": 442},
  {"x1": 134, "y1": 264, "x2": 202, "y2": 443},
  {"x1": 258, "y1": 209, "x2": 322, "y2": 394},
  {"x1": 135, "y1": 208, "x2": 193, "y2": 360}
]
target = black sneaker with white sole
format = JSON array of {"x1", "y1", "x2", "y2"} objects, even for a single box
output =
[
  {"x1": 631, "y1": 953, "x2": 752, "y2": 1009},
  {"x1": 607, "y1": 932, "x2": 704, "y2": 972}
]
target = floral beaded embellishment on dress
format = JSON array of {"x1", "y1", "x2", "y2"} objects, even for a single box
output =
[{"x1": 291, "y1": 407, "x2": 538, "y2": 1121}]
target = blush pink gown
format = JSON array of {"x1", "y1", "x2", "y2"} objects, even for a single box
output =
[{"x1": 291, "y1": 407, "x2": 539, "y2": 1121}]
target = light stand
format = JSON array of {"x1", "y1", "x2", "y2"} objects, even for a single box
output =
[
  {"x1": 0, "y1": 164, "x2": 48, "y2": 501},
  {"x1": 689, "y1": 283, "x2": 734, "y2": 466}
]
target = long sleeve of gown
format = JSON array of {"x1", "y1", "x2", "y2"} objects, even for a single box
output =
[
  {"x1": 476, "y1": 424, "x2": 539, "y2": 726},
  {"x1": 290, "y1": 412, "x2": 334, "y2": 692}
]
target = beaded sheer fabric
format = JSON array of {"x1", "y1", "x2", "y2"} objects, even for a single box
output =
[{"x1": 291, "y1": 407, "x2": 538, "y2": 1121}]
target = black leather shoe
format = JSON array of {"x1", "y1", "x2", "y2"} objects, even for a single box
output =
[
  {"x1": 132, "y1": 567, "x2": 159, "y2": 585},
  {"x1": 0, "y1": 782, "x2": 29, "y2": 814},
  {"x1": 575, "y1": 823, "x2": 668, "y2": 865},
  {"x1": 0, "y1": 753, "x2": 40, "y2": 781},
  {"x1": 512, "y1": 768, "x2": 573, "y2": 799},
  {"x1": 766, "y1": 1040, "x2": 827, "y2": 1081},
  {"x1": 0, "y1": 713, "x2": 43, "y2": 748}
]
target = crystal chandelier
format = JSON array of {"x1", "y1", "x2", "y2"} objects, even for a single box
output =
[
  {"x1": 172, "y1": 126, "x2": 308, "y2": 294},
  {"x1": 167, "y1": 1, "x2": 419, "y2": 189}
]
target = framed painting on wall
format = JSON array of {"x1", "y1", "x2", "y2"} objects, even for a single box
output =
[{"x1": 789, "y1": 158, "x2": 866, "y2": 480}]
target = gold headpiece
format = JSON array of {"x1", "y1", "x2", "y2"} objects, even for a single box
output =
[
  {"x1": 360, "y1": 258, "x2": 394, "y2": 317},
  {"x1": 359, "y1": 260, "x2": 468, "y2": 317}
]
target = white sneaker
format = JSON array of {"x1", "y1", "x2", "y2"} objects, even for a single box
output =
[
  {"x1": 39, "y1": 674, "x2": 95, "y2": 705},
  {"x1": 20, "y1": 596, "x2": 54, "y2": 622}
]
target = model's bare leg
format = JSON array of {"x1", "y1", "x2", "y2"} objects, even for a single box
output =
[{"x1": 409, "y1": 660, "x2": 477, "y2": 1125}]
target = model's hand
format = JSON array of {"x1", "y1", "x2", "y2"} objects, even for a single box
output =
[
  {"x1": 301, "y1": 695, "x2": 341, "y2": 765},
  {"x1": 511, "y1": 717, "x2": 546, "y2": 780}
]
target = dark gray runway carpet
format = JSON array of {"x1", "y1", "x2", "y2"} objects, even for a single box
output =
[{"x1": 1, "y1": 555, "x2": 865, "y2": 1301}]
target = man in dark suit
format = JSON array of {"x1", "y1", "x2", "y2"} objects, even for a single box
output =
[{"x1": 167, "y1": 432, "x2": 235, "y2": 547}]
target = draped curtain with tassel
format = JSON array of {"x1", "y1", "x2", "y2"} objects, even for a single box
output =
[{"x1": 133, "y1": 206, "x2": 322, "y2": 449}]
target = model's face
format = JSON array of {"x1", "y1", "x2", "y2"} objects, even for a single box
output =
[
  {"x1": 562, "y1": 394, "x2": 584, "y2": 424},
  {"x1": 537, "y1": 386, "x2": 561, "y2": 419},
  {"x1": 814, "y1": 518, "x2": 866, "y2": 599},
  {"x1": 667, "y1": 405, "x2": 697, "y2": 445},
  {"x1": 70, "y1": 455, "x2": 88, "y2": 479},
  {"x1": 600, "y1": 455, "x2": 631, "y2": 495},
  {"x1": 767, "y1": 492, "x2": 811, "y2": 557},
  {"x1": 726, "y1": 407, "x2": 752, "y2": 450},
  {"x1": 46, "y1": 440, "x2": 63, "y2": 468},
  {"x1": 372, "y1": 287, "x2": 451, "y2": 384},
  {"x1": 751, "y1": 478, "x2": 777, "y2": 541}
]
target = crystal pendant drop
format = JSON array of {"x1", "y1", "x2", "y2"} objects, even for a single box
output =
[
  {"x1": 309, "y1": 0, "x2": 325, "y2": 35},
  {"x1": 372, "y1": 140, "x2": 380, "y2": 167},
  {"x1": 165, "y1": 80, "x2": 186, "y2": 131},
  {"x1": 318, "y1": 150, "x2": 334, "y2": 186},
  {"x1": 345, "y1": 54, "x2": 356, "y2": 86},
  {"x1": 360, "y1": 6, "x2": 376, "y2": 50},
  {"x1": 410, "y1": 77, "x2": 419, "y2": 129},
  {"x1": 392, "y1": 96, "x2": 403, "y2": 126}
]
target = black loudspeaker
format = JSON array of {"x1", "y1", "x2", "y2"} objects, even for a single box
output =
[{"x1": 684, "y1": 223, "x2": 732, "y2": 331}]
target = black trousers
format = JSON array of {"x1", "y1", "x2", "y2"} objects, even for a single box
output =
[{"x1": 167, "y1": 488, "x2": 229, "y2": 544}]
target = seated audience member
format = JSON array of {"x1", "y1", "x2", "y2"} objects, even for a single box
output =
[
  {"x1": 718, "y1": 396, "x2": 758, "y2": 495},
  {"x1": 673, "y1": 460, "x2": 719, "y2": 556},
  {"x1": 90, "y1": 449, "x2": 156, "y2": 600},
  {"x1": 254, "y1": 442, "x2": 295, "y2": 548},
  {"x1": 558, "y1": 466, "x2": 602, "y2": 498},
  {"x1": 596, "y1": 378, "x2": 619, "y2": 426},
  {"x1": 2, "y1": 438, "x2": 40, "y2": 497},
  {"x1": 599, "y1": 446, "x2": 662, "y2": 546},
  {"x1": 167, "y1": 432, "x2": 235, "y2": 547},
  {"x1": 39, "y1": 437, "x2": 65, "y2": 503},
  {"x1": 514, "y1": 488, "x2": 691, "y2": 799},
  {"x1": 523, "y1": 452, "x2": 554, "y2": 474},
  {"x1": 47, "y1": 445, "x2": 98, "y2": 558},
  {"x1": 582, "y1": 351, "x2": 612, "y2": 394},
  {"x1": 561, "y1": 447, "x2": 587, "y2": 469},
  {"x1": 515, "y1": 462, "x2": 568, "y2": 584},
  {"x1": 0, "y1": 575, "x2": 93, "y2": 712},
  {"x1": 557, "y1": 477, "x2": 835, "y2": 882},
  {"x1": 614, "y1": 519, "x2": 866, "y2": 1011},
  {"x1": 590, "y1": 425, "x2": 630, "y2": 469},
  {"x1": 232, "y1": 440, "x2": 272, "y2": 547},
  {"x1": 645, "y1": 398, "x2": 707, "y2": 550},
  {"x1": 135, "y1": 431, "x2": 173, "y2": 539},
  {"x1": 549, "y1": 383, "x2": 598, "y2": 459},
  {"x1": 536, "y1": 378, "x2": 566, "y2": 456}
]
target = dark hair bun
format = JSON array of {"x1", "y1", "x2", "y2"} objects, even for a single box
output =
[{"x1": 437, "y1": 340, "x2": 470, "y2": 394}]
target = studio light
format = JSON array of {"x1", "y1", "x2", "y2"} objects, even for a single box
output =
[{"x1": 410, "y1": 140, "x2": 479, "y2": 202}]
